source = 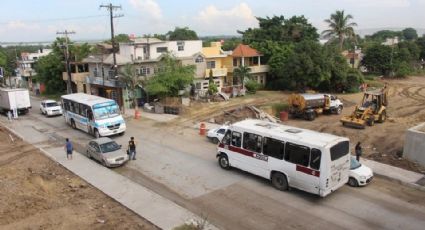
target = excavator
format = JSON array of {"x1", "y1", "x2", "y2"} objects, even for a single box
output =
[{"x1": 340, "y1": 86, "x2": 388, "y2": 128}]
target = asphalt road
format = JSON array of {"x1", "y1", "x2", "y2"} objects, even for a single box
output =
[{"x1": 9, "y1": 96, "x2": 425, "y2": 230}]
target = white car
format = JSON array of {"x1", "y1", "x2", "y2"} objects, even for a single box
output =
[
  {"x1": 40, "y1": 100, "x2": 63, "y2": 116},
  {"x1": 348, "y1": 157, "x2": 373, "y2": 187},
  {"x1": 207, "y1": 125, "x2": 228, "y2": 144},
  {"x1": 85, "y1": 137, "x2": 129, "y2": 167}
]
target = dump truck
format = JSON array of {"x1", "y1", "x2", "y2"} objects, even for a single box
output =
[
  {"x1": 340, "y1": 87, "x2": 388, "y2": 128},
  {"x1": 0, "y1": 88, "x2": 31, "y2": 114},
  {"x1": 288, "y1": 93, "x2": 343, "y2": 121}
]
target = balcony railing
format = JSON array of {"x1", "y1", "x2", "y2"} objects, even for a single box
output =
[
  {"x1": 205, "y1": 67, "x2": 227, "y2": 78},
  {"x1": 86, "y1": 76, "x2": 126, "y2": 88},
  {"x1": 228, "y1": 65, "x2": 269, "y2": 73}
]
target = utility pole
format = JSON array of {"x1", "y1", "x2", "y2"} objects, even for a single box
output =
[
  {"x1": 56, "y1": 30, "x2": 75, "y2": 94},
  {"x1": 100, "y1": 3, "x2": 123, "y2": 77}
]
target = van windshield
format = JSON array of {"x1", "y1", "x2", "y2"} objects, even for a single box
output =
[
  {"x1": 330, "y1": 141, "x2": 349, "y2": 161},
  {"x1": 93, "y1": 104, "x2": 119, "y2": 120}
]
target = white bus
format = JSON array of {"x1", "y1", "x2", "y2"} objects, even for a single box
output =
[
  {"x1": 61, "y1": 93, "x2": 126, "y2": 138},
  {"x1": 217, "y1": 119, "x2": 350, "y2": 197}
]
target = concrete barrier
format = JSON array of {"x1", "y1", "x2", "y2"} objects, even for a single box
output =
[{"x1": 403, "y1": 122, "x2": 425, "y2": 168}]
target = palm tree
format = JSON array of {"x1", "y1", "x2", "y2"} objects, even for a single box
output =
[
  {"x1": 233, "y1": 65, "x2": 251, "y2": 89},
  {"x1": 119, "y1": 64, "x2": 147, "y2": 112},
  {"x1": 322, "y1": 10, "x2": 357, "y2": 50}
]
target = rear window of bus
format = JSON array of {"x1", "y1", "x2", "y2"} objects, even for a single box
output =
[{"x1": 330, "y1": 141, "x2": 349, "y2": 161}]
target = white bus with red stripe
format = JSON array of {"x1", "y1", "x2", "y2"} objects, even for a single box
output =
[{"x1": 216, "y1": 119, "x2": 350, "y2": 197}]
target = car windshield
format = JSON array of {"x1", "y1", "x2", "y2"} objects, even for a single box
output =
[
  {"x1": 350, "y1": 157, "x2": 362, "y2": 170},
  {"x1": 93, "y1": 104, "x2": 120, "y2": 120},
  {"x1": 100, "y1": 141, "x2": 120, "y2": 153},
  {"x1": 46, "y1": 102, "x2": 59, "y2": 107}
]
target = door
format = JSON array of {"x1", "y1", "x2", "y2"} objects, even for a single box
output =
[{"x1": 241, "y1": 132, "x2": 268, "y2": 177}]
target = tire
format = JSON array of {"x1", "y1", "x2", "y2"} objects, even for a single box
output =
[
  {"x1": 367, "y1": 116, "x2": 375, "y2": 126},
  {"x1": 336, "y1": 106, "x2": 343, "y2": 115},
  {"x1": 94, "y1": 129, "x2": 101, "y2": 139},
  {"x1": 86, "y1": 150, "x2": 91, "y2": 159},
  {"x1": 218, "y1": 154, "x2": 230, "y2": 170},
  {"x1": 102, "y1": 160, "x2": 108, "y2": 167},
  {"x1": 348, "y1": 177, "x2": 359, "y2": 187},
  {"x1": 305, "y1": 112, "x2": 315, "y2": 121},
  {"x1": 71, "y1": 120, "x2": 76, "y2": 129},
  {"x1": 271, "y1": 172, "x2": 288, "y2": 191},
  {"x1": 378, "y1": 110, "x2": 386, "y2": 123},
  {"x1": 212, "y1": 137, "x2": 219, "y2": 144}
]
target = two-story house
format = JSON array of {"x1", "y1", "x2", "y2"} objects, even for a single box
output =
[{"x1": 17, "y1": 48, "x2": 52, "y2": 91}]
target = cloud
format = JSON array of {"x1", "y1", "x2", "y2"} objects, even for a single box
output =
[
  {"x1": 129, "y1": 0, "x2": 162, "y2": 21},
  {"x1": 340, "y1": 0, "x2": 410, "y2": 8},
  {"x1": 194, "y1": 3, "x2": 257, "y2": 35}
]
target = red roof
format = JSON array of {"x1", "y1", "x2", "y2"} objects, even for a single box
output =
[
  {"x1": 232, "y1": 44, "x2": 262, "y2": 57},
  {"x1": 344, "y1": 53, "x2": 359, "y2": 59}
]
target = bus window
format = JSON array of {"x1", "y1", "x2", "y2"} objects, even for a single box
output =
[
  {"x1": 243, "y1": 132, "x2": 262, "y2": 153},
  {"x1": 310, "y1": 149, "x2": 321, "y2": 170},
  {"x1": 80, "y1": 104, "x2": 88, "y2": 117},
  {"x1": 231, "y1": 131, "x2": 242, "y2": 147},
  {"x1": 222, "y1": 130, "x2": 231, "y2": 145},
  {"x1": 330, "y1": 141, "x2": 349, "y2": 161},
  {"x1": 284, "y1": 143, "x2": 310, "y2": 167},
  {"x1": 263, "y1": 137, "x2": 284, "y2": 160}
]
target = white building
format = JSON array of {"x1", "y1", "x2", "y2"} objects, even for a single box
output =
[{"x1": 17, "y1": 48, "x2": 52, "y2": 89}]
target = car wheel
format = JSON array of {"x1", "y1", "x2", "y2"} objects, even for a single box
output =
[
  {"x1": 218, "y1": 154, "x2": 230, "y2": 170},
  {"x1": 102, "y1": 160, "x2": 108, "y2": 167},
  {"x1": 348, "y1": 177, "x2": 359, "y2": 187},
  {"x1": 71, "y1": 120, "x2": 76, "y2": 129},
  {"x1": 271, "y1": 172, "x2": 288, "y2": 191},
  {"x1": 86, "y1": 150, "x2": 91, "y2": 159},
  {"x1": 212, "y1": 137, "x2": 219, "y2": 144},
  {"x1": 94, "y1": 129, "x2": 101, "y2": 138}
]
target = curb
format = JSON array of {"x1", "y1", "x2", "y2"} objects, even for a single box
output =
[{"x1": 373, "y1": 172, "x2": 425, "y2": 192}]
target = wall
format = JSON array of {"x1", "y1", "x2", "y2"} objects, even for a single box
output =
[{"x1": 403, "y1": 122, "x2": 425, "y2": 168}]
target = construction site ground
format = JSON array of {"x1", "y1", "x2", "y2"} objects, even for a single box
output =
[
  {"x1": 175, "y1": 76, "x2": 425, "y2": 173},
  {"x1": 0, "y1": 127, "x2": 157, "y2": 230}
]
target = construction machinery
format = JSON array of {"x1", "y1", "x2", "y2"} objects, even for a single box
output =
[
  {"x1": 288, "y1": 93, "x2": 343, "y2": 121},
  {"x1": 340, "y1": 87, "x2": 388, "y2": 128}
]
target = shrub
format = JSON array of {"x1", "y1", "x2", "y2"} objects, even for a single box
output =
[
  {"x1": 396, "y1": 62, "x2": 411, "y2": 77},
  {"x1": 272, "y1": 103, "x2": 289, "y2": 117},
  {"x1": 207, "y1": 82, "x2": 218, "y2": 95},
  {"x1": 245, "y1": 80, "x2": 261, "y2": 93}
]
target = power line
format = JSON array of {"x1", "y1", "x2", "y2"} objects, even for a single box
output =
[{"x1": 0, "y1": 15, "x2": 108, "y2": 25}]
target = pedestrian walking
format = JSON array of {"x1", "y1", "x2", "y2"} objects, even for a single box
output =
[
  {"x1": 355, "y1": 142, "x2": 362, "y2": 161},
  {"x1": 64, "y1": 138, "x2": 73, "y2": 160},
  {"x1": 128, "y1": 137, "x2": 137, "y2": 160}
]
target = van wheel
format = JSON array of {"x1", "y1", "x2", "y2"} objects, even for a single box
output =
[
  {"x1": 218, "y1": 154, "x2": 230, "y2": 170},
  {"x1": 71, "y1": 120, "x2": 76, "y2": 129},
  {"x1": 348, "y1": 177, "x2": 359, "y2": 187},
  {"x1": 271, "y1": 172, "x2": 288, "y2": 191},
  {"x1": 336, "y1": 106, "x2": 343, "y2": 115},
  {"x1": 94, "y1": 129, "x2": 101, "y2": 138}
]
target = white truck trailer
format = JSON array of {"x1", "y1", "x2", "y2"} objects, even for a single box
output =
[{"x1": 0, "y1": 88, "x2": 31, "y2": 114}]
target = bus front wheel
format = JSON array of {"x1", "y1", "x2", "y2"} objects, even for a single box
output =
[
  {"x1": 94, "y1": 129, "x2": 101, "y2": 139},
  {"x1": 218, "y1": 154, "x2": 230, "y2": 170},
  {"x1": 71, "y1": 120, "x2": 76, "y2": 129},
  {"x1": 271, "y1": 172, "x2": 288, "y2": 191}
]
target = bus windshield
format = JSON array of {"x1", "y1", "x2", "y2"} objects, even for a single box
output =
[{"x1": 93, "y1": 104, "x2": 120, "y2": 120}]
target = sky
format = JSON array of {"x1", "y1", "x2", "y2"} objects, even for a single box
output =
[{"x1": 0, "y1": 0, "x2": 424, "y2": 42}]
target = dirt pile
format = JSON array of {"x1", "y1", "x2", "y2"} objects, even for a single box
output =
[{"x1": 0, "y1": 127, "x2": 158, "y2": 230}]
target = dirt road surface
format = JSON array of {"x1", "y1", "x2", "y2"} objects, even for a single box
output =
[
  {"x1": 178, "y1": 76, "x2": 425, "y2": 173},
  {"x1": 0, "y1": 127, "x2": 157, "y2": 230}
]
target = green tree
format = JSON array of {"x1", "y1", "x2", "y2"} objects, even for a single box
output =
[
  {"x1": 70, "y1": 43, "x2": 92, "y2": 62},
  {"x1": 233, "y1": 65, "x2": 251, "y2": 89},
  {"x1": 322, "y1": 10, "x2": 357, "y2": 51},
  {"x1": 119, "y1": 64, "x2": 147, "y2": 111},
  {"x1": 146, "y1": 55, "x2": 195, "y2": 97},
  {"x1": 167, "y1": 27, "x2": 198, "y2": 41},
  {"x1": 402, "y1": 28, "x2": 418, "y2": 41},
  {"x1": 362, "y1": 44, "x2": 393, "y2": 76},
  {"x1": 207, "y1": 69, "x2": 218, "y2": 95},
  {"x1": 35, "y1": 53, "x2": 65, "y2": 94},
  {"x1": 417, "y1": 36, "x2": 425, "y2": 60}
]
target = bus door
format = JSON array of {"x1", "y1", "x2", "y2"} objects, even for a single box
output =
[
  {"x1": 86, "y1": 108, "x2": 95, "y2": 134},
  {"x1": 241, "y1": 132, "x2": 269, "y2": 178}
]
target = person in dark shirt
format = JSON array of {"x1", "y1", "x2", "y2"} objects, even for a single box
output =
[
  {"x1": 128, "y1": 137, "x2": 137, "y2": 160},
  {"x1": 65, "y1": 138, "x2": 73, "y2": 160},
  {"x1": 355, "y1": 142, "x2": 362, "y2": 161}
]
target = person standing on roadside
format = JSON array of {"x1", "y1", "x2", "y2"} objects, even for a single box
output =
[
  {"x1": 128, "y1": 137, "x2": 137, "y2": 160},
  {"x1": 65, "y1": 138, "x2": 73, "y2": 160},
  {"x1": 355, "y1": 142, "x2": 362, "y2": 161}
]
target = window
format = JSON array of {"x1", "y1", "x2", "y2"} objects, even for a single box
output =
[
  {"x1": 177, "y1": 41, "x2": 185, "y2": 51},
  {"x1": 310, "y1": 149, "x2": 321, "y2": 170},
  {"x1": 231, "y1": 131, "x2": 242, "y2": 147},
  {"x1": 195, "y1": 56, "x2": 204, "y2": 63},
  {"x1": 263, "y1": 137, "x2": 284, "y2": 160},
  {"x1": 80, "y1": 104, "x2": 88, "y2": 117},
  {"x1": 217, "y1": 128, "x2": 226, "y2": 134},
  {"x1": 93, "y1": 67, "x2": 98, "y2": 77},
  {"x1": 195, "y1": 82, "x2": 202, "y2": 89},
  {"x1": 233, "y1": 58, "x2": 238, "y2": 67},
  {"x1": 157, "y1": 47, "x2": 168, "y2": 53},
  {"x1": 139, "y1": 67, "x2": 151, "y2": 76},
  {"x1": 207, "y1": 61, "x2": 216, "y2": 69},
  {"x1": 330, "y1": 141, "x2": 349, "y2": 161},
  {"x1": 284, "y1": 143, "x2": 310, "y2": 167},
  {"x1": 243, "y1": 132, "x2": 262, "y2": 153},
  {"x1": 222, "y1": 130, "x2": 232, "y2": 145}
]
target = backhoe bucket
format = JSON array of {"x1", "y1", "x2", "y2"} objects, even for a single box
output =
[{"x1": 340, "y1": 116, "x2": 366, "y2": 129}]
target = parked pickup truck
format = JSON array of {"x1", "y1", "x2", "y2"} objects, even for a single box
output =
[
  {"x1": 0, "y1": 88, "x2": 31, "y2": 114},
  {"x1": 207, "y1": 125, "x2": 228, "y2": 144}
]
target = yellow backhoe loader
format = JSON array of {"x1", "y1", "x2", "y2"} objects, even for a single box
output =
[{"x1": 340, "y1": 87, "x2": 388, "y2": 128}]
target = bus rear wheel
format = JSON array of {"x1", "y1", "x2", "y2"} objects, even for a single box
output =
[{"x1": 271, "y1": 172, "x2": 288, "y2": 191}]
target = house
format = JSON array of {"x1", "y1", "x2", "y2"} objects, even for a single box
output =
[
  {"x1": 382, "y1": 37, "x2": 399, "y2": 46},
  {"x1": 342, "y1": 49, "x2": 363, "y2": 69},
  {"x1": 17, "y1": 48, "x2": 52, "y2": 91}
]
